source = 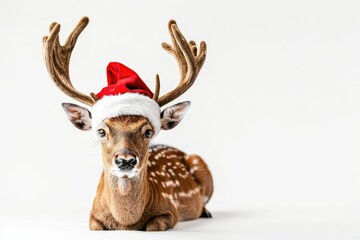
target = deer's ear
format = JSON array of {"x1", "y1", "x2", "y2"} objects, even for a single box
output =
[
  {"x1": 160, "y1": 101, "x2": 191, "y2": 130},
  {"x1": 62, "y1": 103, "x2": 92, "y2": 131}
]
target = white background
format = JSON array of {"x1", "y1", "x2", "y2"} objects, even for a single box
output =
[{"x1": 1, "y1": 0, "x2": 360, "y2": 239}]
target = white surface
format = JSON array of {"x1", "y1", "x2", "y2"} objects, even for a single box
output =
[
  {"x1": 1, "y1": 0, "x2": 360, "y2": 239},
  {"x1": 2, "y1": 207, "x2": 360, "y2": 240}
]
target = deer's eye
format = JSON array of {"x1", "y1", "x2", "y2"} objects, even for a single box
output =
[
  {"x1": 144, "y1": 129, "x2": 153, "y2": 138},
  {"x1": 97, "y1": 129, "x2": 106, "y2": 138}
]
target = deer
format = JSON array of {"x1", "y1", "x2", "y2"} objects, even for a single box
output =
[{"x1": 42, "y1": 17, "x2": 213, "y2": 231}]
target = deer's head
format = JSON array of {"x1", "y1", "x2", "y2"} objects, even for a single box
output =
[
  {"x1": 61, "y1": 100, "x2": 190, "y2": 178},
  {"x1": 43, "y1": 17, "x2": 206, "y2": 179}
]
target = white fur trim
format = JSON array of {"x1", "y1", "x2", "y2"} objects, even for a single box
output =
[{"x1": 91, "y1": 93, "x2": 161, "y2": 137}]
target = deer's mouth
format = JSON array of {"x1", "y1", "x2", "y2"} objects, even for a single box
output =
[{"x1": 110, "y1": 169, "x2": 138, "y2": 179}]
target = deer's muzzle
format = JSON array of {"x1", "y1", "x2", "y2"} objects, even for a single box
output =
[{"x1": 114, "y1": 149, "x2": 138, "y2": 171}]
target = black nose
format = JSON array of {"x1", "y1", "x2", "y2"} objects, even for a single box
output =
[{"x1": 115, "y1": 157, "x2": 138, "y2": 170}]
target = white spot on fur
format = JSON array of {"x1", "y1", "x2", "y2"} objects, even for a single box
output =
[
  {"x1": 190, "y1": 166, "x2": 199, "y2": 174},
  {"x1": 178, "y1": 173, "x2": 186, "y2": 179},
  {"x1": 178, "y1": 187, "x2": 200, "y2": 198},
  {"x1": 175, "y1": 180, "x2": 180, "y2": 186},
  {"x1": 168, "y1": 169, "x2": 176, "y2": 177},
  {"x1": 162, "y1": 180, "x2": 176, "y2": 188},
  {"x1": 166, "y1": 154, "x2": 179, "y2": 159}
]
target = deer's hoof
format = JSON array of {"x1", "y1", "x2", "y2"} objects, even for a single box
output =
[
  {"x1": 200, "y1": 207, "x2": 212, "y2": 218},
  {"x1": 146, "y1": 218, "x2": 168, "y2": 231}
]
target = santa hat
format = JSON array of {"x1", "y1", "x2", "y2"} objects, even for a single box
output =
[{"x1": 91, "y1": 62, "x2": 161, "y2": 136}]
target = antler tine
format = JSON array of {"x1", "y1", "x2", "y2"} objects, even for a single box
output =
[
  {"x1": 43, "y1": 17, "x2": 97, "y2": 106},
  {"x1": 156, "y1": 20, "x2": 207, "y2": 107},
  {"x1": 189, "y1": 41, "x2": 197, "y2": 56},
  {"x1": 152, "y1": 74, "x2": 160, "y2": 101}
]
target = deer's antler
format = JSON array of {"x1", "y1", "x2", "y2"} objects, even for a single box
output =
[
  {"x1": 42, "y1": 17, "x2": 98, "y2": 106},
  {"x1": 154, "y1": 20, "x2": 207, "y2": 107}
]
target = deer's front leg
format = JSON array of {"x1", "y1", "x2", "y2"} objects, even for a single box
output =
[
  {"x1": 146, "y1": 213, "x2": 177, "y2": 231},
  {"x1": 89, "y1": 214, "x2": 105, "y2": 230}
]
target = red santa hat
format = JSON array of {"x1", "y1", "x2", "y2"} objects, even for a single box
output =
[{"x1": 91, "y1": 62, "x2": 161, "y2": 136}]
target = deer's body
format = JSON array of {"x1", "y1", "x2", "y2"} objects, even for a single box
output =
[
  {"x1": 90, "y1": 144, "x2": 212, "y2": 230},
  {"x1": 43, "y1": 17, "x2": 213, "y2": 231}
]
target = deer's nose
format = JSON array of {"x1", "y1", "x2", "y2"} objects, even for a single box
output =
[
  {"x1": 114, "y1": 149, "x2": 138, "y2": 171},
  {"x1": 115, "y1": 157, "x2": 138, "y2": 169}
]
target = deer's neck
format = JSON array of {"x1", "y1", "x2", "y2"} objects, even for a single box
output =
[{"x1": 104, "y1": 168, "x2": 151, "y2": 226}]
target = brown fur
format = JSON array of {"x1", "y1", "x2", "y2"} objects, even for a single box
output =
[{"x1": 89, "y1": 116, "x2": 213, "y2": 230}]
